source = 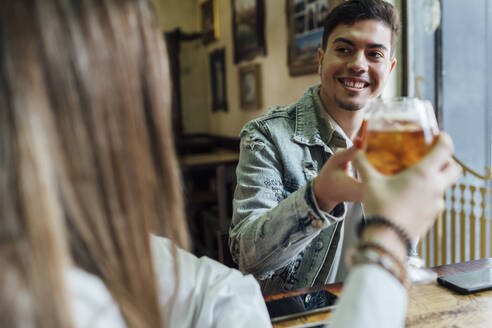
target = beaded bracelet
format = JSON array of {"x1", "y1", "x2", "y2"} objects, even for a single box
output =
[
  {"x1": 356, "y1": 215, "x2": 412, "y2": 256},
  {"x1": 347, "y1": 241, "x2": 411, "y2": 289}
]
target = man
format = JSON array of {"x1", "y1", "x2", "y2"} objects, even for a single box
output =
[{"x1": 229, "y1": 0, "x2": 400, "y2": 294}]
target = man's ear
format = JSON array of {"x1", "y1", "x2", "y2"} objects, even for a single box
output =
[
  {"x1": 317, "y1": 48, "x2": 324, "y2": 74},
  {"x1": 389, "y1": 58, "x2": 397, "y2": 73}
]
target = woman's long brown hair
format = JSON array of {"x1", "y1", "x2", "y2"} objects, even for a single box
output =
[
  {"x1": 0, "y1": 2, "x2": 75, "y2": 327},
  {"x1": 1, "y1": 0, "x2": 190, "y2": 327}
]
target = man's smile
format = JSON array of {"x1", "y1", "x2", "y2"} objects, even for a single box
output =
[{"x1": 337, "y1": 77, "x2": 370, "y2": 91}]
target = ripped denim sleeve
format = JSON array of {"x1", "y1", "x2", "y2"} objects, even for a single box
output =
[
  {"x1": 241, "y1": 130, "x2": 266, "y2": 153},
  {"x1": 230, "y1": 124, "x2": 327, "y2": 276}
]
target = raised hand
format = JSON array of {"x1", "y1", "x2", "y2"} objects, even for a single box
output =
[{"x1": 313, "y1": 147, "x2": 363, "y2": 212}]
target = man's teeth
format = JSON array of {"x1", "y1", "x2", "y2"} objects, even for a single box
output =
[{"x1": 343, "y1": 81, "x2": 365, "y2": 89}]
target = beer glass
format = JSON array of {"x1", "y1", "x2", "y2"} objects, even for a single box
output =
[
  {"x1": 360, "y1": 97, "x2": 439, "y2": 283},
  {"x1": 361, "y1": 97, "x2": 439, "y2": 175}
]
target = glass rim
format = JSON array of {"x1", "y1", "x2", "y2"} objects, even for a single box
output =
[
  {"x1": 365, "y1": 96, "x2": 428, "y2": 107},
  {"x1": 364, "y1": 97, "x2": 434, "y2": 116},
  {"x1": 362, "y1": 97, "x2": 439, "y2": 137}
]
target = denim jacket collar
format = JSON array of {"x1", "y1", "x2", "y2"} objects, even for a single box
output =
[{"x1": 293, "y1": 85, "x2": 337, "y2": 154}]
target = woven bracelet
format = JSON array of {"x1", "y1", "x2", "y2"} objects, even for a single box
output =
[
  {"x1": 356, "y1": 215, "x2": 412, "y2": 256},
  {"x1": 348, "y1": 241, "x2": 411, "y2": 289}
]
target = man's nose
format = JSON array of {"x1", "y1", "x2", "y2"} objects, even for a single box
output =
[{"x1": 347, "y1": 51, "x2": 368, "y2": 73}]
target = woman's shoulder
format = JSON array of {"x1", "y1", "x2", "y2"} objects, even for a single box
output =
[
  {"x1": 149, "y1": 236, "x2": 269, "y2": 328},
  {"x1": 68, "y1": 268, "x2": 126, "y2": 328},
  {"x1": 150, "y1": 235, "x2": 245, "y2": 278},
  {"x1": 150, "y1": 235, "x2": 261, "y2": 300}
]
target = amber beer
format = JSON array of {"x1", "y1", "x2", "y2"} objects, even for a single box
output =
[{"x1": 362, "y1": 120, "x2": 438, "y2": 175}]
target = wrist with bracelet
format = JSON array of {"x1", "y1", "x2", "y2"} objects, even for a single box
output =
[
  {"x1": 347, "y1": 241, "x2": 411, "y2": 289},
  {"x1": 356, "y1": 214, "x2": 412, "y2": 256},
  {"x1": 348, "y1": 215, "x2": 413, "y2": 289}
]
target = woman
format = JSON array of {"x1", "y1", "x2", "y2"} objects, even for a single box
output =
[
  {"x1": 0, "y1": 0, "x2": 461, "y2": 327},
  {"x1": 1, "y1": 0, "x2": 269, "y2": 327}
]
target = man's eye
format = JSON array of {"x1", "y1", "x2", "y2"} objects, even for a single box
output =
[
  {"x1": 335, "y1": 47, "x2": 350, "y2": 54},
  {"x1": 369, "y1": 51, "x2": 384, "y2": 59}
]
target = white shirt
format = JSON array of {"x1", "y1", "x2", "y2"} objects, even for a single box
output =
[
  {"x1": 68, "y1": 238, "x2": 407, "y2": 328},
  {"x1": 330, "y1": 265, "x2": 408, "y2": 328},
  {"x1": 68, "y1": 268, "x2": 126, "y2": 328},
  {"x1": 151, "y1": 235, "x2": 272, "y2": 328}
]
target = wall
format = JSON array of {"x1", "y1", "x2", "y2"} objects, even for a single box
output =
[
  {"x1": 155, "y1": 0, "x2": 403, "y2": 138},
  {"x1": 153, "y1": 0, "x2": 197, "y2": 31},
  {"x1": 206, "y1": 0, "x2": 322, "y2": 137}
]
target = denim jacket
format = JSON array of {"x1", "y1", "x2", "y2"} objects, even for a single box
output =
[{"x1": 230, "y1": 85, "x2": 357, "y2": 295}]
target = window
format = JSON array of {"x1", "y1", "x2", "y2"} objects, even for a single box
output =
[{"x1": 406, "y1": 0, "x2": 492, "y2": 265}]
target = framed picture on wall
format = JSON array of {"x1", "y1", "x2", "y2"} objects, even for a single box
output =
[
  {"x1": 210, "y1": 48, "x2": 228, "y2": 112},
  {"x1": 231, "y1": 0, "x2": 267, "y2": 63},
  {"x1": 238, "y1": 64, "x2": 262, "y2": 110},
  {"x1": 201, "y1": 0, "x2": 219, "y2": 44},
  {"x1": 286, "y1": 0, "x2": 330, "y2": 76}
]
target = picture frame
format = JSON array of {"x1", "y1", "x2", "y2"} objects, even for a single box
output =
[
  {"x1": 231, "y1": 0, "x2": 267, "y2": 63},
  {"x1": 238, "y1": 64, "x2": 262, "y2": 110},
  {"x1": 286, "y1": 0, "x2": 330, "y2": 76},
  {"x1": 209, "y1": 48, "x2": 228, "y2": 112},
  {"x1": 201, "y1": 0, "x2": 220, "y2": 44}
]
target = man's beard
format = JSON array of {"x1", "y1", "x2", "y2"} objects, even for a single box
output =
[{"x1": 334, "y1": 95, "x2": 363, "y2": 111}]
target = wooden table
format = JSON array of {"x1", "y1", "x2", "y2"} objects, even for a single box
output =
[
  {"x1": 406, "y1": 259, "x2": 492, "y2": 327},
  {"x1": 265, "y1": 259, "x2": 492, "y2": 327}
]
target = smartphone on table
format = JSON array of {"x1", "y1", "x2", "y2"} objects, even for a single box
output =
[
  {"x1": 437, "y1": 268, "x2": 492, "y2": 294},
  {"x1": 265, "y1": 289, "x2": 338, "y2": 324}
]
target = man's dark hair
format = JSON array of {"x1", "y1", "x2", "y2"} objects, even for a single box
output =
[{"x1": 321, "y1": 0, "x2": 401, "y2": 56}]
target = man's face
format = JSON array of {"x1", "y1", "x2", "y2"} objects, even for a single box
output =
[{"x1": 318, "y1": 19, "x2": 396, "y2": 112}]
